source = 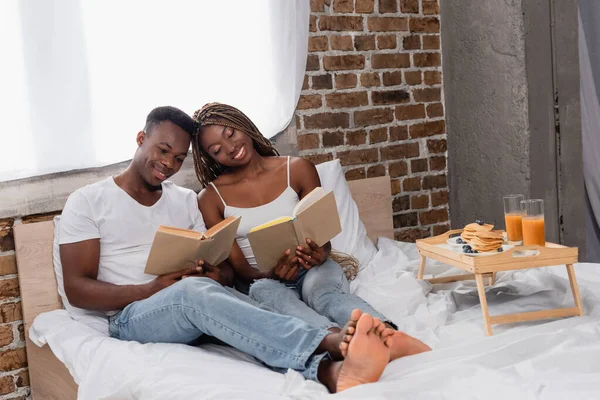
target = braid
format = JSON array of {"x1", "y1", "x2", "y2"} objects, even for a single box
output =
[{"x1": 191, "y1": 103, "x2": 279, "y2": 187}]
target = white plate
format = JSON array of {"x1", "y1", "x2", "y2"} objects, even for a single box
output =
[{"x1": 460, "y1": 244, "x2": 514, "y2": 256}]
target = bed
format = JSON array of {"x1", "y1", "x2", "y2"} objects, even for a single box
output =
[{"x1": 14, "y1": 160, "x2": 600, "y2": 399}]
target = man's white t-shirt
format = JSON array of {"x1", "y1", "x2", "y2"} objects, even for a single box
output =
[{"x1": 58, "y1": 177, "x2": 206, "y2": 332}]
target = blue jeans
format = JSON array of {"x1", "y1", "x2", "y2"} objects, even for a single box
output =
[
  {"x1": 108, "y1": 277, "x2": 330, "y2": 381},
  {"x1": 249, "y1": 259, "x2": 396, "y2": 330}
]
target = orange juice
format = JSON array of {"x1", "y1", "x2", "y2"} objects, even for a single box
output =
[
  {"x1": 504, "y1": 213, "x2": 523, "y2": 242},
  {"x1": 522, "y1": 217, "x2": 545, "y2": 246}
]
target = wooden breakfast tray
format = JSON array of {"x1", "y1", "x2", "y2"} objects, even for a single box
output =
[{"x1": 416, "y1": 229, "x2": 584, "y2": 336}]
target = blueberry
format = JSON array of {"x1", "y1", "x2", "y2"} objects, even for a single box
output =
[
  {"x1": 476, "y1": 219, "x2": 484, "y2": 225},
  {"x1": 462, "y1": 245, "x2": 471, "y2": 250},
  {"x1": 466, "y1": 249, "x2": 474, "y2": 254},
  {"x1": 457, "y1": 238, "x2": 464, "y2": 244},
  {"x1": 497, "y1": 247, "x2": 503, "y2": 252},
  {"x1": 473, "y1": 250, "x2": 479, "y2": 254}
]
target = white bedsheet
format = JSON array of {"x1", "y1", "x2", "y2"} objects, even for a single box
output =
[{"x1": 31, "y1": 240, "x2": 600, "y2": 399}]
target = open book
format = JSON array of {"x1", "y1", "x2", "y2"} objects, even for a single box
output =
[
  {"x1": 144, "y1": 216, "x2": 241, "y2": 275},
  {"x1": 247, "y1": 187, "x2": 342, "y2": 271}
]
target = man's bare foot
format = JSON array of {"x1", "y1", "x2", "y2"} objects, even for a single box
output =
[
  {"x1": 338, "y1": 309, "x2": 362, "y2": 358},
  {"x1": 316, "y1": 309, "x2": 361, "y2": 360},
  {"x1": 335, "y1": 313, "x2": 389, "y2": 392},
  {"x1": 380, "y1": 329, "x2": 431, "y2": 361}
]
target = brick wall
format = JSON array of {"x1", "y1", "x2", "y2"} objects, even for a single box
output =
[{"x1": 297, "y1": 0, "x2": 449, "y2": 241}]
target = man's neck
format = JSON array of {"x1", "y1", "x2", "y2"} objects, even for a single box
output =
[{"x1": 114, "y1": 164, "x2": 162, "y2": 206}]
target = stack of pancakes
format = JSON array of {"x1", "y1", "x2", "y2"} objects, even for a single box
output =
[
  {"x1": 471, "y1": 230, "x2": 504, "y2": 252},
  {"x1": 460, "y1": 223, "x2": 494, "y2": 242}
]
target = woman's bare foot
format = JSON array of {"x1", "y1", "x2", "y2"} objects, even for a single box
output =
[{"x1": 380, "y1": 329, "x2": 431, "y2": 361}]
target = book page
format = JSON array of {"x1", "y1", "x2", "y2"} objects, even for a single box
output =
[{"x1": 293, "y1": 187, "x2": 325, "y2": 216}]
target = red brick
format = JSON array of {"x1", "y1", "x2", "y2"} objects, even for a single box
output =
[
  {"x1": 367, "y1": 164, "x2": 386, "y2": 177},
  {"x1": 414, "y1": 52, "x2": 441, "y2": 67},
  {"x1": 0, "y1": 279, "x2": 20, "y2": 301},
  {"x1": 404, "y1": 70, "x2": 422, "y2": 85},
  {"x1": 433, "y1": 224, "x2": 451, "y2": 236},
  {"x1": 335, "y1": 73, "x2": 358, "y2": 89},
  {"x1": 372, "y1": 54, "x2": 410, "y2": 69},
  {"x1": 400, "y1": 0, "x2": 419, "y2": 13},
  {"x1": 309, "y1": 36, "x2": 329, "y2": 52},
  {"x1": 0, "y1": 235, "x2": 14, "y2": 252},
  {"x1": 369, "y1": 127, "x2": 388, "y2": 143},
  {"x1": 409, "y1": 120, "x2": 445, "y2": 138},
  {"x1": 377, "y1": 35, "x2": 397, "y2": 49},
  {"x1": 390, "y1": 125, "x2": 408, "y2": 141},
  {"x1": 0, "y1": 255, "x2": 17, "y2": 276},
  {"x1": 424, "y1": 71, "x2": 442, "y2": 85},
  {"x1": 389, "y1": 161, "x2": 408, "y2": 177},
  {"x1": 338, "y1": 149, "x2": 379, "y2": 166},
  {"x1": 354, "y1": 35, "x2": 376, "y2": 51},
  {"x1": 323, "y1": 131, "x2": 345, "y2": 147},
  {"x1": 302, "y1": 75, "x2": 309, "y2": 90},
  {"x1": 391, "y1": 179, "x2": 401, "y2": 195},
  {"x1": 381, "y1": 142, "x2": 420, "y2": 160},
  {"x1": 298, "y1": 134, "x2": 320, "y2": 150},
  {"x1": 396, "y1": 104, "x2": 426, "y2": 120},
  {"x1": 354, "y1": 108, "x2": 394, "y2": 126},
  {"x1": 402, "y1": 176, "x2": 421, "y2": 191},
  {"x1": 0, "y1": 348, "x2": 26, "y2": 371},
  {"x1": 304, "y1": 113, "x2": 350, "y2": 129},
  {"x1": 423, "y1": 35, "x2": 441, "y2": 49},
  {"x1": 320, "y1": 16, "x2": 364, "y2": 31},
  {"x1": 333, "y1": 0, "x2": 354, "y2": 12},
  {"x1": 411, "y1": 194, "x2": 429, "y2": 209},
  {"x1": 311, "y1": 0, "x2": 330, "y2": 12},
  {"x1": 379, "y1": 0, "x2": 398, "y2": 13},
  {"x1": 311, "y1": 74, "x2": 333, "y2": 90},
  {"x1": 0, "y1": 303, "x2": 22, "y2": 324},
  {"x1": 309, "y1": 15, "x2": 317, "y2": 32},
  {"x1": 331, "y1": 35, "x2": 354, "y2": 50},
  {"x1": 372, "y1": 90, "x2": 410, "y2": 105},
  {"x1": 360, "y1": 72, "x2": 381, "y2": 87},
  {"x1": 296, "y1": 115, "x2": 301, "y2": 129},
  {"x1": 304, "y1": 153, "x2": 334, "y2": 165},
  {"x1": 419, "y1": 208, "x2": 449, "y2": 225},
  {"x1": 427, "y1": 138, "x2": 447, "y2": 153},
  {"x1": 394, "y1": 212, "x2": 418, "y2": 228},
  {"x1": 403, "y1": 35, "x2": 421, "y2": 50},
  {"x1": 422, "y1": 174, "x2": 447, "y2": 190},
  {"x1": 395, "y1": 228, "x2": 431, "y2": 242},
  {"x1": 0, "y1": 376, "x2": 14, "y2": 395},
  {"x1": 356, "y1": 0, "x2": 375, "y2": 13},
  {"x1": 382, "y1": 71, "x2": 403, "y2": 86},
  {"x1": 431, "y1": 190, "x2": 449, "y2": 206},
  {"x1": 345, "y1": 167, "x2": 366, "y2": 181},
  {"x1": 414, "y1": 88, "x2": 441, "y2": 102},
  {"x1": 16, "y1": 369, "x2": 29, "y2": 387},
  {"x1": 429, "y1": 155, "x2": 447, "y2": 171},
  {"x1": 0, "y1": 325, "x2": 12, "y2": 347},
  {"x1": 346, "y1": 130, "x2": 367, "y2": 145},
  {"x1": 297, "y1": 94, "x2": 323, "y2": 110},
  {"x1": 324, "y1": 55, "x2": 365, "y2": 71},
  {"x1": 411, "y1": 158, "x2": 429, "y2": 173},
  {"x1": 423, "y1": 0, "x2": 440, "y2": 15},
  {"x1": 368, "y1": 17, "x2": 408, "y2": 32},
  {"x1": 410, "y1": 17, "x2": 440, "y2": 33},
  {"x1": 428, "y1": 102, "x2": 450, "y2": 122},
  {"x1": 393, "y1": 195, "x2": 410, "y2": 212},
  {"x1": 306, "y1": 55, "x2": 320, "y2": 71},
  {"x1": 326, "y1": 91, "x2": 369, "y2": 108}
]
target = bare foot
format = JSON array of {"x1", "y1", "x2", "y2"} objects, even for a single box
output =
[
  {"x1": 317, "y1": 309, "x2": 361, "y2": 361},
  {"x1": 338, "y1": 309, "x2": 362, "y2": 358},
  {"x1": 335, "y1": 313, "x2": 390, "y2": 392},
  {"x1": 382, "y1": 330, "x2": 432, "y2": 361}
]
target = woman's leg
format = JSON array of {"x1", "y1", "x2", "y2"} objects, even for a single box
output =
[{"x1": 249, "y1": 278, "x2": 339, "y2": 329}]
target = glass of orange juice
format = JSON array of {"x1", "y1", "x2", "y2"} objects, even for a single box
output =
[
  {"x1": 503, "y1": 194, "x2": 524, "y2": 244},
  {"x1": 521, "y1": 199, "x2": 545, "y2": 246}
]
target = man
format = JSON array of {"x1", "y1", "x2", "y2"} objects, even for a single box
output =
[{"x1": 59, "y1": 106, "x2": 391, "y2": 393}]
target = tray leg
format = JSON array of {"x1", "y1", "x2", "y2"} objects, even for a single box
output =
[
  {"x1": 475, "y1": 273, "x2": 493, "y2": 336},
  {"x1": 566, "y1": 264, "x2": 584, "y2": 316},
  {"x1": 488, "y1": 272, "x2": 497, "y2": 286},
  {"x1": 417, "y1": 255, "x2": 426, "y2": 280}
]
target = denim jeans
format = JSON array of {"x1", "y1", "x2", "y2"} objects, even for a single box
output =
[
  {"x1": 249, "y1": 259, "x2": 396, "y2": 330},
  {"x1": 108, "y1": 277, "x2": 330, "y2": 381}
]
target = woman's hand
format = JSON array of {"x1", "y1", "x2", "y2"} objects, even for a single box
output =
[
  {"x1": 296, "y1": 239, "x2": 328, "y2": 270},
  {"x1": 269, "y1": 249, "x2": 300, "y2": 281}
]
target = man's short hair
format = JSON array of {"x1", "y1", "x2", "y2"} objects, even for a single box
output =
[{"x1": 144, "y1": 106, "x2": 196, "y2": 136}]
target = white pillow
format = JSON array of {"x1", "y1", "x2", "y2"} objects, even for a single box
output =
[
  {"x1": 53, "y1": 216, "x2": 109, "y2": 334},
  {"x1": 316, "y1": 159, "x2": 378, "y2": 269}
]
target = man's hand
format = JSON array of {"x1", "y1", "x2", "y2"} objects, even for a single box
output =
[
  {"x1": 189, "y1": 260, "x2": 222, "y2": 283},
  {"x1": 296, "y1": 239, "x2": 327, "y2": 270},
  {"x1": 153, "y1": 264, "x2": 205, "y2": 291},
  {"x1": 269, "y1": 249, "x2": 300, "y2": 282}
]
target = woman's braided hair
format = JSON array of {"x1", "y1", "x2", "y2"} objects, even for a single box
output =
[
  {"x1": 191, "y1": 102, "x2": 359, "y2": 280},
  {"x1": 191, "y1": 102, "x2": 278, "y2": 188}
]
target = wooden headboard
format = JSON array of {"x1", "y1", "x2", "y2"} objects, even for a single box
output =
[{"x1": 13, "y1": 175, "x2": 393, "y2": 400}]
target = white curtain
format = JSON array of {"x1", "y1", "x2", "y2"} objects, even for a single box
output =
[{"x1": 0, "y1": 0, "x2": 309, "y2": 182}]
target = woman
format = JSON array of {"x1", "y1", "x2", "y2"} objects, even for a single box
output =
[{"x1": 192, "y1": 103, "x2": 430, "y2": 360}]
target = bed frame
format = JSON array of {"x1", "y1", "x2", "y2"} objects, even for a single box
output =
[{"x1": 13, "y1": 175, "x2": 393, "y2": 400}]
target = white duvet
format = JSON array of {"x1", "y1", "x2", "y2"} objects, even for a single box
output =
[{"x1": 31, "y1": 240, "x2": 600, "y2": 399}]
